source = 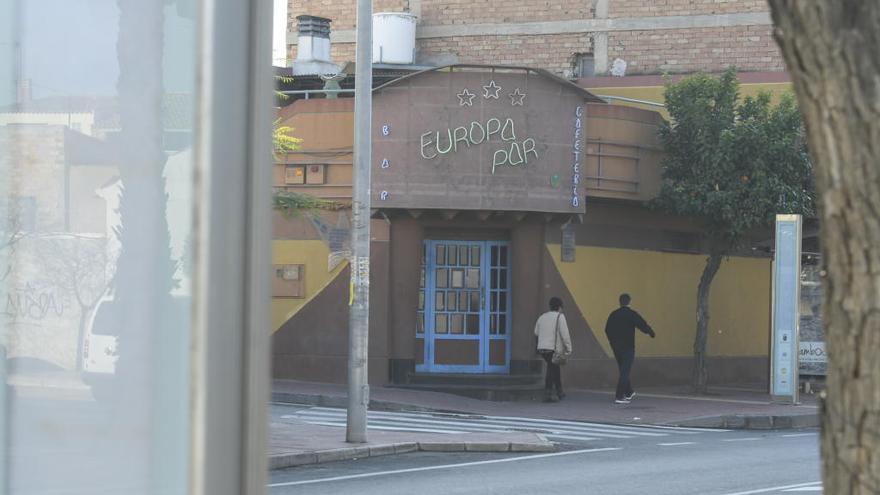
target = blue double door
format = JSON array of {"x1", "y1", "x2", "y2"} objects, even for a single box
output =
[{"x1": 417, "y1": 240, "x2": 511, "y2": 373}]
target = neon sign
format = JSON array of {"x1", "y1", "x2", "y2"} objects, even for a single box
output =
[
  {"x1": 571, "y1": 106, "x2": 583, "y2": 208},
  {"x1": 420, "y1": 117, "x2": 539, "y2": 174}
]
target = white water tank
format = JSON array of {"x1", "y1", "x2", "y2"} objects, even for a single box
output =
[{"x1": 372, "y1": 12, "x2": 417, "y2": 64}]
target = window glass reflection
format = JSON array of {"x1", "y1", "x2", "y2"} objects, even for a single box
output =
[{"x1": 1, "y1": 2, "x2": 195, "y2": 493}]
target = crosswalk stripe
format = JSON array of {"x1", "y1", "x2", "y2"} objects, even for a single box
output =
[
  {"x1": 621, "y1": 423, "x2": 730, "y2": 433},
  {"x1": 302, "y1": 406, "x2": 674, "y2": 435},
  {"x1": 288, "y1": 412, "x2": 631, "y2": 438},
  {"x1": 286, "y1": 409, "x2": 659, "y2": 438},
  {"x1": 474, "y1": 413, "x2": 707, "y2": 434},
  {"x1": 302, "y1": 420, "x2": 469, "y2": 435},
  {"x1": 282, "y1": 407, "x2": 725, "y2": 441}
]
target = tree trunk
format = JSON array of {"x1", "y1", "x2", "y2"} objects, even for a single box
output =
[
  {"x1": 768, "y1": 2, "x2": 880, "y2": 493},
  {"x1": 693, "y1": 253, "x2": 722, "y2": 393}
]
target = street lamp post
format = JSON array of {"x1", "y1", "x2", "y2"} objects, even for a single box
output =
[{"x1": 346, "y1": 0, "x2": 372, "y2": 443}]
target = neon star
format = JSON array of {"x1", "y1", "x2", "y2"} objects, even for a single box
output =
[
  {"x1": 482, "y1": 80, "x2": 502, "y2": 99},
  {"x1": 457, "y1": 88, "x2": 476, "y2": 106},
  {"x1": 509, "y1": 88, "x2": 526, "y2": 106}
]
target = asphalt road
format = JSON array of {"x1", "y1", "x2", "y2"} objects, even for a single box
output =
[{"x1": 269, "y1": 416, "x2": 822, "y2": 495}]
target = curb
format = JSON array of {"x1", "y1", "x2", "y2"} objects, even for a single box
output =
[
  {"x1": 670, "y1": 413, "x2": 819, "y2": 430},
  {"x1": 269, "y1": 440, "x2": 556, "y2": 470}
]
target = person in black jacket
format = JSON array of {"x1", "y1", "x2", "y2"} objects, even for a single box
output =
[{"x1": 604, "y1": 293, "x2": 656, "y2": 404}]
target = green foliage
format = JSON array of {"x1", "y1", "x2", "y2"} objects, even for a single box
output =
[
  {"x1": 273, "y1": 190, "x2": 343, "y2": 216},
  {"x1": 654, "y1": 67, "x2": 814, "y2": 250},
  {"x1": 273, "y1": 119, "x2": 303, "y2": 157}
]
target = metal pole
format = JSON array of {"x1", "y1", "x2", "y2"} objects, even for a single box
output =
[{"x1": 347, "y1": 0, "x2": 372, "y2": 443}]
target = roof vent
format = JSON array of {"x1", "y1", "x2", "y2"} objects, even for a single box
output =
[{"x1": 292, "y1": 15, "x2": 341, "y2": 76}]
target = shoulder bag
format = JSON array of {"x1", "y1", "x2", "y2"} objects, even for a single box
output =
[{"x1": 551, "y1": 313, "x2": 568, "y2": 365}]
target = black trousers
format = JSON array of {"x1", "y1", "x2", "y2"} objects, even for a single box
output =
[
  {"x1": 613, "y1": 347, "x2": 635, "y2": 400},
  {"x1": 540, "y1": 351, "x2": 563, "y2": 393}
]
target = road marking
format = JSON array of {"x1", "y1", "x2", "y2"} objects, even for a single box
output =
[
  {"x1": 721, "y1": 437, "x2": 762, "y2": 442},
  {"x1": 782, "y1": 487, "x2": 822, "y2": 492},
  {"x1": 657, "y1": 442, "x2": 696, "y2": 446},
  {"x1": 623, "y1": 423, "x2": 730, "y2": 433},
  {"x1": 588, "y1": 390, "x2": 818, "y2": 408},
  {"x1": 287, "y1": 408, "x2": 675, "y2": 438},
  {"x1": 301, "y1": 420, "x2": 468, "y2": 435},
  {"x1": 714, "y1": 481, "x2": 821, "y2": 495},
  {"x1": 267, "y1": 447, "x2": 622, "y2": 488},
  {"x1": 781, "y1": 433, "x2": 817, "y2": 438}
]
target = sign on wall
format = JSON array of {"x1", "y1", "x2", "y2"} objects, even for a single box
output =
[
  {"x1": 771, "y1": 214, "x2": 801, "y2": 403},
  {"x1": 799, "y1": 260, "x2": 826, "y2": 375},
  {"x1": 371, "y1": 69, "x2": 597, "y2": 214}
]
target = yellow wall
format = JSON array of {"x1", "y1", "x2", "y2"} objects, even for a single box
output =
[
  {"x1": 591, "y1": 82, "x2": 793, "y2": 119},
  {"x1": 547, "y1": 245, "x2": 770, "y2": 358},
  {"x1": 271, "y1": 240, "x2": 347, "y2": 331}
]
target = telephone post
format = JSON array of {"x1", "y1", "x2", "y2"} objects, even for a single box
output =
[{"x1": 346, "y1": 0, "x2": 372, "y2": 443}]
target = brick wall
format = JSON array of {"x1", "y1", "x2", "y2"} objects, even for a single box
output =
[
  {"x1": 610, "y1": 0, "x2": 768, "y2": 18},
  {"x1": 286, "y1": 0, "x2": 783, "y2": 76},
  {"x1": 608, "y1": 25, "x2": 784, "y2": 74},
  {"x1": 420, "y1": 0, "x2": 591, "y2": 25},
  {"x1": 416, "y1": 33, "x2": 591, "y2": 73}
]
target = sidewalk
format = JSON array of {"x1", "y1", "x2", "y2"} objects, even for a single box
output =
[
  {"x1": 272, "y1": 379, "x2": 819, "y2": 428},
  {"x1": 269, "y1": 379, "x2": 820, "y2": 469}
]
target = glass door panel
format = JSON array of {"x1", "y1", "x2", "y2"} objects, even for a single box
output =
[{"x1": 419, "y1": 240, "x2": 510, "y2": 373}]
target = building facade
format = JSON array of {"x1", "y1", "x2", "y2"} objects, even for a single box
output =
[
  {"x1": 271, "y1": 66, "x2": 773, "y2": 392},
  {"x1": 285, "y1": 0, "x2": 784, "y2": 77}
]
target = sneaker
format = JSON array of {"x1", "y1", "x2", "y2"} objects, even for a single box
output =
[
  {"x1": 625, "y1": 392, "x2": 636, "y2": 401},
  {"x1": 614, "y1": 398, "x2": 631, "y2": 404},
  {"x1": 558, "y1": 391, "x2": 566, "y2": 400}
]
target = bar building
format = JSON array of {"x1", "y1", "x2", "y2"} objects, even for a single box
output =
[{"x1": 271, "y1": 64, "x2": 773, "y2": 396}]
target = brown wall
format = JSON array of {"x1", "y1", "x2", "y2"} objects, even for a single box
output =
[
  {"x1": 273, "y1": 205, "x2": 770, "y2": 388},
  {"x1": 272, "y1": 233, "x2": 391, "y2": 385}
]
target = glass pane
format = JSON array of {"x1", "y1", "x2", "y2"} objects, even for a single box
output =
[
  {"x1": 1, "y1": 2, "x2": 196, "y2": 492},
  {"x1": 499, "y1": 246, "x2": 508, "y2": 266},
  {"x1": 466, "y1": 314, "x2": 480, "y2": 335},
  {"x1": 436, "y1": 244, "x2": 445, "y2": 265},
  {"x1": 418, "y1": 291, "x2": 425, "y2": 310},
  {"x1": 470, "y1": 291, "x2": 481, "y2": 311},
  {"x1": 450, "y1": 269, "x2": 464, "y2": 288},
  {"x1": 491, "y1": 292, "x2": 498, "y2": 312},
  {"x1": 450, "y1": 314, "x2": 464, "y2": 334},
  {"x1": 499, "y1": 292, "x2": 507, "y2": 311},
  {"x1": 436, "y1": 268, "x2": 448, "y2": 288},
  {"x1": 447, "y1": 245, "x2": 457, "y2": 265},
  {"x1": 470, "y1": 245, "x2": 480, "y2": 266},
  {"x1": 435, "y1": 313, "x2": 448, "y2": 334},
  {"x1": 466, "y1": 268, "x2": 480, "y2": 289},
  {"x1": 417, "y1": 312, "x2": 425, "y2": 334},
  {"x1": 419, "y1": 267, "x2": 425, "y2": 288},
  {"x1": 498, "y1": 314, "x2": 507, "y2": 335},
  {"x1": 458, "y1": 246, "x2": 468, "y2": 266},
  {"x1": 499, "y1": 269, "x2": 507, "y2": 289},
  {"x1": 490, "y1": 268, "x2": 499, "y2": 289},
  {"x1": 491, "y1": 245, "x2": 498, "y2": 265},
  {"x1": 435, "y1": 292, "x2": 445, "y2": 311},
  {"x1": 490, "y1": 314, "x2": 498, "y2": 334},
  {"x1": 458, "y1": 292, "x2": 468, "y2": 312},
  {"x1": 446, "y1": 291, "x2": 457, "y2": 311}
]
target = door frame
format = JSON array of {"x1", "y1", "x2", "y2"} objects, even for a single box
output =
[{"x1": 418, "y1": 239, "x2": 511, "y2": 374}]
